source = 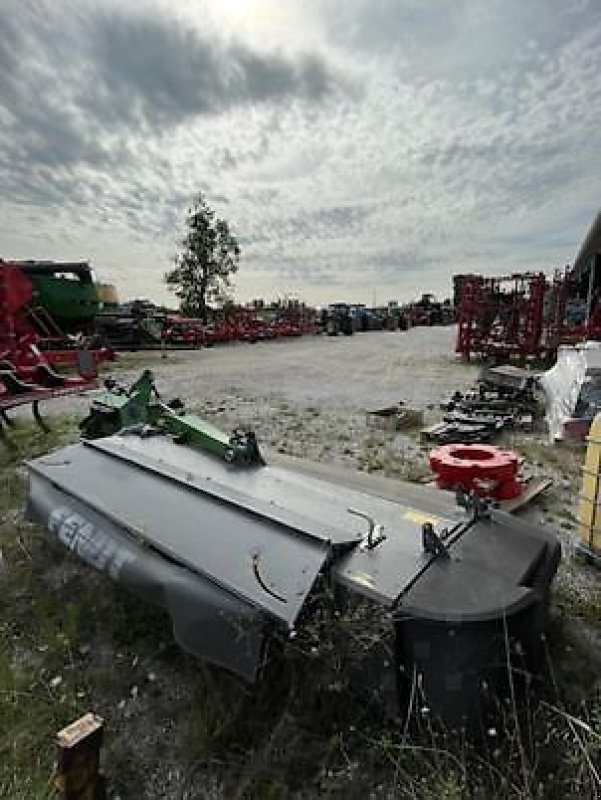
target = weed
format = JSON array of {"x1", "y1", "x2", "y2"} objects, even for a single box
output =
[
  {"x1": 555, "y1": 585, "x2": 601, "y2": 629},
  {"x1": 357, "y1": 454, "x2": 384, "y2": 473},
  {"x1": 558, "y1": 508, "x2": 578, "y2": 524},
  {"x1": 516, "y1": 439, "x2": 582, "y2": 477}
]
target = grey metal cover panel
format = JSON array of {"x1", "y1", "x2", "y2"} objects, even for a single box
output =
[
  {"x1": 267, "y1": 449, "x2": 462, "y2": 519},
  {"x1": 26, "y1": 473, "x2": 265, "y2": 681},
  {"x1": 398, "y1": 509, "x2": 561, "y2": 622},
  {"x1": 29, "y1": 434, "x2": 457, "y2": 611},
  {"x1": 332, "y1": 505, "x2": 449, "y2": 605},
  {"x1": 88, "y1": 435, "x2": 364, "y2": 547},
  {"x1": 91, "y1": 436, "x2": 453, "y2": 604},
  {"x1": 28, "y1": 442, "x2": 329, "y2": 628}
]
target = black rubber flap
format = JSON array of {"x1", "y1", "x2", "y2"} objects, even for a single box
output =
[{"x1": 26, "y1": 473, "x2": 264, "y2": 681}]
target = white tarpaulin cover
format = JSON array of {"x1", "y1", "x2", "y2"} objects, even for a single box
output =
[{"x1": 541, "y1": 341, "x2": 601, "y2": 440}]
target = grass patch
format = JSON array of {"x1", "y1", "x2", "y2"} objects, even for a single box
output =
[
  {"x1": 555, "y1": 584, "x2": 601, "y2": 629},
  {"x1": 357, "y1": 440, "x2": 431, "y2": 483},
  {"x1": 0, "y1": 417, "x2": 599, "y2": 798},
  {"x1": 0, "y1": 415, "x2": 79, "y2": 523},
  {"x1": 515, "y1": 439, "x2": 583, "y2": 475},
  {"x1": 0, "y1": 417, "x2": 84, "y2": 797}
]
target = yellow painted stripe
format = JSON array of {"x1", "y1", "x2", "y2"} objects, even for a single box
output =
[
  {"x1": 348, "y1": 572, "x2": 375, "y2": 588},
  {"x1": 403, "y1": 509, "x2": 440, "y2": 527}
]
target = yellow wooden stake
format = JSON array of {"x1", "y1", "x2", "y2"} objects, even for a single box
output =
[{"x1": 578, "y1": 412, "x2": 601, "y2": 563}]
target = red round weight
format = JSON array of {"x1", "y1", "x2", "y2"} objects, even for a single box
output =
[{"x1": 430, "y1": 443, "x2": 521, "y2": 499}]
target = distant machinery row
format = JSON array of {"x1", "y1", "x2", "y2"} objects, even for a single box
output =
[{"x1": 1, "y1": 258, "x2": 456, "y2": 355}]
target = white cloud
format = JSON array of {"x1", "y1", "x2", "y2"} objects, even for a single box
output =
[{"x1": 0, "y1": 0, "x2": 599, "y2": 306}]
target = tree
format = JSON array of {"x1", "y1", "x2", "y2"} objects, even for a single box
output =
[{"x1": 165, "y1": 193, "x2": 241, "y2": 321}]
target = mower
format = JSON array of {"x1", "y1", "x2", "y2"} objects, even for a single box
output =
[{"x1": 25, "y1": 372, "x2": 561, "y2": 729}]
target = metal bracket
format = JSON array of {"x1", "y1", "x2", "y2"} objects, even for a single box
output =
[
  {"x1": 455, "y1": 488, "x2": 491, "y2": 520},
  {"x1": 347, "y1": 508, "x2": 386, "y2": 550},
  {"x1": 422, "y1": 522, "x2": 449, "y2": 558},
  {"x1": 228, "y1": 429, "x2": 265, "y2": 465}
]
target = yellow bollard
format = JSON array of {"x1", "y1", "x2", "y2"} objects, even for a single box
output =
[{"x1": 577, "y1": 412, "x2": 601, "y2": 565}]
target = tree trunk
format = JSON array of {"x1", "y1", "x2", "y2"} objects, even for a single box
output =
[{"x1": 200, "y1": 279, "x2": 208, "y2": 323}]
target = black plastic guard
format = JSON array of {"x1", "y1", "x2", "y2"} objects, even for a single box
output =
[
  {"x1": 26, "y1": 473, "x2": 265, "y2": 682},
  {"x1": 395, "y1": 509, "x2": 561, "y2": 727}
]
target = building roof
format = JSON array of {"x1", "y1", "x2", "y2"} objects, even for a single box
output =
[{"x1": 573, "y1": 209, "x2": 601, "y2": 275}]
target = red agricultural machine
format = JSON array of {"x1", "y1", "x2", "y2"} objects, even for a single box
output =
[
  {"x1": 0, "y1": 262, "x2": 112, "y2": 433},
  {"x1": 0, "y1": 261, "x2": 114, "y2": 369},
  {"x1": 97, "y1": 301, "x2": 315, "y2": 350},
  {"x1": 163, "y1": 308, "x2": 308, "y2": 348},
  {"x1": 453, "y1": 269, "x2": 598, "y2": 361},
  {"x1": 454, "y1": 211, "x2": 601, "y2": 361},
  {"x1": 209, "y1": 305, "x2": 312, "y2": 344},
  {"x1": 455, "y1": 273, "x2": 547, "y2": 360}
]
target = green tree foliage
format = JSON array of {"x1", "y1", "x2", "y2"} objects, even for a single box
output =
[{"x1": 165, "y1": 193, "x2": 241, "y2": 320}]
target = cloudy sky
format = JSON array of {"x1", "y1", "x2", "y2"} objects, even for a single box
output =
[{"x1": 1, "y1": 0, "x2": 599, "y2": 305}]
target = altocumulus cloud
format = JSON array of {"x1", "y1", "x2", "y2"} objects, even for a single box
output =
[
  {"x1": 0, "y1": 0, "x2": 348, "y2": 198},
  {"x1": 0, "y1": 0, "x2": 600, "y2": 304}
]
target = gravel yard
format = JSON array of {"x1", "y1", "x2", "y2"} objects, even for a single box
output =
[{"x1": 55, "y1": 325, "x2": 478, "y2": 411}]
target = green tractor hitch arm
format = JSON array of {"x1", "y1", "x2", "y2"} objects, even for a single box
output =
[{"x1": 79, "y1": 369, "x2": 264, "y2": 466}]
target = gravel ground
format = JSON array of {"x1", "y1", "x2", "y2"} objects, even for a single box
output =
[
  {"x1": 51, "y1": 325, "x2": 478, "y2": 411},
  {"x1": 20, "y1": 325, "x2": 601, "y2": 798}
]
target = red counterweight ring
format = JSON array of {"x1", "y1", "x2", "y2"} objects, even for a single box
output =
[{"x1": 429, "y1": 443, "x2": 522, "y2": 500}]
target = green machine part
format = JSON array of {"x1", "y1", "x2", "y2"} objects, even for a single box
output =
[
  {"x1": 79, "y1": 370, "x2": 156, "y2": 438},
  {"x1": 80, "y1": 370, "x2": 263, "y2": 466},
  {"x1": 30, "y1": 274, "x2": 99, "y2": 322},
  {"x1": 13, "y1": 261, "x2": 100, "y2": 330}
]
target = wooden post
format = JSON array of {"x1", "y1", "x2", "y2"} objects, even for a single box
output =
[
  {"x1": 55, "y1": 713, "x2": 106, "y2": 800},
  {"x1": 578, "y1": 412, "x2": 601, "y2": 566}
]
